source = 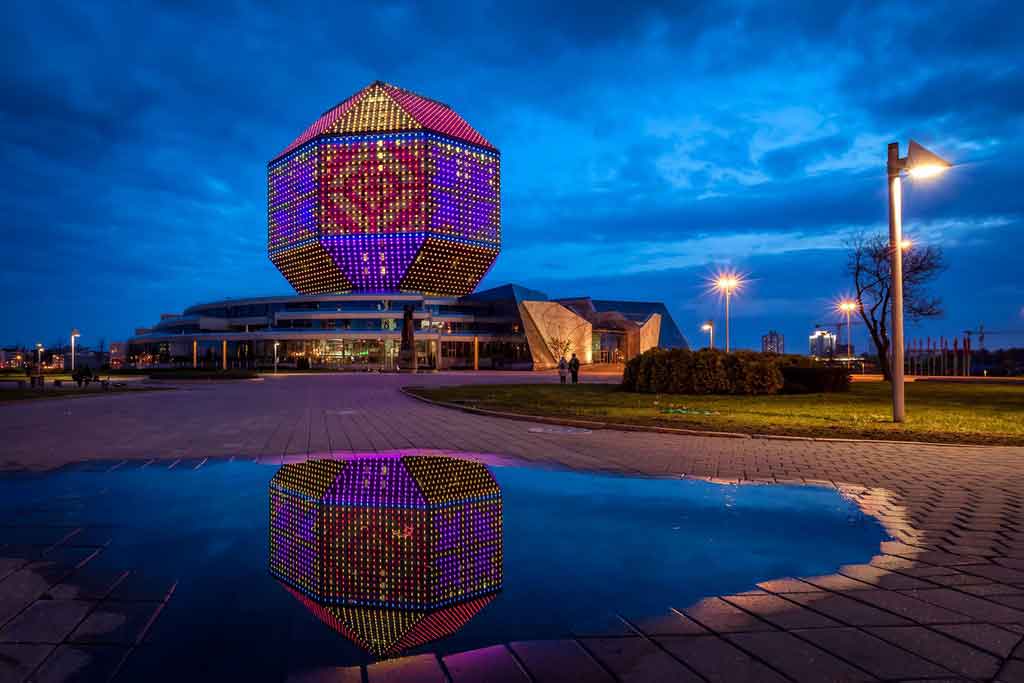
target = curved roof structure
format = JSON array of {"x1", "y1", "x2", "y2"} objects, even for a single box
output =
[{"x1": 273, "y1": 80, "x2": 495, "y2": 162}]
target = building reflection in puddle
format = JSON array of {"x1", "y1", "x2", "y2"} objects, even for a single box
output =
[{"x1": 269, "y1": 454, "x2": 503, "y2": 657}]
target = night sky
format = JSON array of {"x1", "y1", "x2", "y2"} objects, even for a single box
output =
[{"x1": 3, "y1": 2, "x2": 1022, "y2": 352}]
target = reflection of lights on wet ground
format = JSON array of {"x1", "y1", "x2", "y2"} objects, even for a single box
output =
[
  {"x1": 0, "y1": 454, "x2": 890, "y2": 669},
  {"x1": 269, "y1": 454, "x2": 503, "y2": 658}
]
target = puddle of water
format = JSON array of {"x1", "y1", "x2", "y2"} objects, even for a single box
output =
[{"x1": 0, "y1": 456, "x2": 888, "y2": 671}]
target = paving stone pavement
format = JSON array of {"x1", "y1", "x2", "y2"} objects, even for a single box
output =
[{"x1": 2, "y1": 372, "x2": 1024, "y2": 682}]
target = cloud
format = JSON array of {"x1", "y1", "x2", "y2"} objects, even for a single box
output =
[
  {"x1": 494, "y1": 213, "x2": 1016, "y2": 287},
  {"x1": 2, "y1": 0, "x2": 1023, "y2": 349}
]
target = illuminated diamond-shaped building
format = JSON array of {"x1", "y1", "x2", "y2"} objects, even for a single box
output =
[
  {"x1": 268, "y1": 81, "x2": 501, "y2": 296},
  {"x1": 269, "y1": 455, "x2": 502, "y2": 656},
  {"x1": 127, "y1": 82, "x2": 689, "y2": 372}
]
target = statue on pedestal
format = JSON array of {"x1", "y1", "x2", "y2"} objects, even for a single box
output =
[{"x1": 398, "y1": 304, "x2": 417, "y2": 373}]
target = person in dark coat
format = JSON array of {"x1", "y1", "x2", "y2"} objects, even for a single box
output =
[{"x1": 569, "y1": 353, "x2": 580, "y2": 384}]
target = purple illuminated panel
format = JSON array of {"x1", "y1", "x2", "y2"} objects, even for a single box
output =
[
  {"x1": 322, "y1": 233, "x2": 425, "y2": 293},
  {"x1": 428, "y1": 141, "x2": 500, "y2": 245},
  {"x1": 268, "y1": 147, "x2": 319, "y2": 252},
  {"x1": 431, "y1": 500, "x2": 502, "y2": 602}
]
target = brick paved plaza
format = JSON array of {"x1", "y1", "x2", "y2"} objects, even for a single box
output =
[{"x1": 2, "y1": 373, "x2": 1024, "y2": 681}]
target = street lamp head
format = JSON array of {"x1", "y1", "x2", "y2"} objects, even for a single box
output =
[
  {"x1": 711, "y1": 271, "x2": 743, "y2": 295},
  {"x1": 908, "y1": 164, "x2": 947, "y2": 179},
  {"x1": 899, "y1": 238, "x2": 913, "y2": 250},
  {"x1": 905, "y1": 140, "x2": 952, "y2": 179},
  {"x1": 701, "y1": 322, "x2": 713, "y2": 332},
  {"x1": 837, "y1": 299, "x2": 858, "y2": 314}
]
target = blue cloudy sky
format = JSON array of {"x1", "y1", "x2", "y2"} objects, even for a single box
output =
[{"x1": 3, "y1": 1, "x2": 1022, "y2": 352}]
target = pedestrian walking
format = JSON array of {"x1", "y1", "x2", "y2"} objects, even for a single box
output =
[
  {"x1": 558, "y1": 357, "x2": 568, "y2": 384},
  {"x1": 569, "y1": 353, "x2": 580, "y2": 384}
]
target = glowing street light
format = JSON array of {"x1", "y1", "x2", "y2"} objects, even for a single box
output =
[
  {"x1": 274, "y1": 341, "x2": 280, "y2": 374},
  {"x1": 701, "y1": 321, "x2": 714, "y2": 350},
  {"x1": 711, "y1": 272, "x2": 743, "y2": 352},
  {"x1": 836, "y1": 300, "x2": 858, "y2": 362},
  {"x1": 887, "y1": 140, "x2": 951, "y2": 422},
  {"x1": 899, "y1": 238, "x2": 913, "y2": 251},
  {"x1": 70, "y1": 328, "x2": 81, "y2": 372},
  {"x1": 35, "y1": 343, "x2": 44, "y2": 367}
]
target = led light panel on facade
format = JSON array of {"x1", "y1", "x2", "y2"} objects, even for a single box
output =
[
  {"x1": 269, "y1": 454, "x2": 503, "y2": 657},
  {"x1": 267, "y1": 82, "x2": 500, "y2": 296}
]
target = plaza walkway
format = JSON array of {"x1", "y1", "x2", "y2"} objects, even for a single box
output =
[{"x1": 2, "y1": 372, "x2": 1024, "y2": 681}]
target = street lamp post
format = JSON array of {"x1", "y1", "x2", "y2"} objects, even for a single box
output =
[
  {"x1": 837, "y1": 301, "x2": 856, "y2": 363},
  {"x1": 886, "y1": 140, "x2": 951, "y2": 423},
  {"x1": 35, "y1": 343, "x2": 44, "y2": 385},
  {"x1": 701, "y1": 321, "x2": 714, "y2": 350},
  {"x1": 724, "y1": 291, "x2": 730, "y2": 352},
  {"x1": 70, "y1": 328, "x2": 80, "y2": 372},
  {"x1": 274, "y1": 341, "x2": 280, "y2": 374},
  {"x1": 712, "y1": 274, "x2": 742, "y2": 352}
]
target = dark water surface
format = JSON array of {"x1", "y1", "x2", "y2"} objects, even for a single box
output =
[{"x1": 0, "y1": 458, "x2": 888, "y2": 677}]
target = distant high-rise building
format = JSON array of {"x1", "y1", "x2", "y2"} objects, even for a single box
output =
[
  {"x1": 809, "y1": 329, "x2": 837, "y2": 358},
  {"x1": 761, "y1": 330, "x2": 784, "y2": 354}
]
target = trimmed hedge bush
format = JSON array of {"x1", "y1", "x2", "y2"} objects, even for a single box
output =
[
  {"x1": 779, "y1": 365, "x2": 851, "y2": 393},
  {"x1": 622, "y1": 349, "x2": 850, "y2": 395},
  {"x1": 622, "y1": 349, "x2": 783, "y2": 395}
]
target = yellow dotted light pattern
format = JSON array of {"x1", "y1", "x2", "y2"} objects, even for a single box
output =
[
  {"x1": 399, "y1": 238, "x2": 499, "y2": 296},
  {"x1": 328, "y1": 84, "x2": 419, "y2": 135},
  {"x1": 269, "y1": 240, "x2": 352, "y2": 295}
]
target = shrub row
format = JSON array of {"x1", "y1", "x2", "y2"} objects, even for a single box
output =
[
  {"x1": 622, "y1": 349, "x2": 783, "y2": 395},
  {"x1": 622, "y1": 349, "x2": 849, "y2": 395}
]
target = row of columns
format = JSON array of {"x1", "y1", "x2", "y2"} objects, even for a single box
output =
[
  {"x1": 189, "y1": 336, "x2": 481, "y2": 371},
  {"x1": 189, "y1": 339, "x2": 226, "y2": 370}
]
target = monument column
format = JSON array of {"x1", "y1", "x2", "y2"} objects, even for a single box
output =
[{"x1": 398, "y1": 305, "x2": 417, "y2": 373}]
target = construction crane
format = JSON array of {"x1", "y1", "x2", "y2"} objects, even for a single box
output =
[
  {"x1": 815, "y1": 320, "x2": 856, "y2": 335},
  {"x1": 962, "y1": 324, "x2": 1024, "y2": 351}
]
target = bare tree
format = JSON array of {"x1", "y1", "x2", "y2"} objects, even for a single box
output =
[
  {"x1": 847, "y1": 233, "x2": 944, "y2": 380},
  {"x1": 540, "y1": 305, "x2": 590, "y2": 362}
]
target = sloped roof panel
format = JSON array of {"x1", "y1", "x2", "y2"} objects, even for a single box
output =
[
  {"x1": 591, "y1": 300, "x2": 689, "y2": 349},
  {"x1": 382, "y1": 83, "x2": 495, "y2": 150},
  {"x1": 274, "y1": 81, "x2": 496, "y2": 163}
]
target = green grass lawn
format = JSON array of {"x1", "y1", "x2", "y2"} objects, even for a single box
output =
[{"x1": 409, "y1": 381, "x2": 1024, "y2": 445}]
